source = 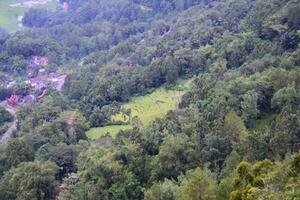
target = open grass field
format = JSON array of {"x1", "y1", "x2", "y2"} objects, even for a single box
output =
[
  {"x1": 0, "y1": 0, "x2": 58, "y2": 32},
  {"x1": 87, "y1": 125, "x2": 133, "y2": 139},
  {"x1": 123, "y1": 88, "x2": 184, "y2": 125},
  {"x1": 86, "y1": 79, "x2": 193, "y2": 140}
]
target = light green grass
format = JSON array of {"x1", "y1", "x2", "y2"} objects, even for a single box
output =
[
  {"x1": 86, "y1": 79, "x2": 193, "y2": 140},
  {"x1": 87, "y1": 125, "x2": 132, "y2": 139},
  {"x1": 123, "y1": 88, "x2": 184, "y2": 125},
  {"x1": 0, "y1": 0, "x2": 58, "y2": 32}
]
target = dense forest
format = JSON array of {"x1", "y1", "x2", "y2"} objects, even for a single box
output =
[{"x1": 0, "y1": 0, "x2": 300, "y2": 199}]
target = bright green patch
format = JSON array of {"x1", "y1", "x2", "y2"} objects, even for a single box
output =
[
  {"x1": 86, "y1": 125, "x2": 132, "y2": 139},
  {"x1": 122, "y1": 88, "x2": 184, "y2": 126},
  {"x1": 0, "y1": 0, "x2": 58, "y2": 32},
  {"x1": 111, "y1": 113, "x2": 130, "y2": 123}
]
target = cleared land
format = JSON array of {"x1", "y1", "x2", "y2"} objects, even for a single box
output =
[
  {"x1": 0, "y1": 0, "x2": 58, "y2": 32},
  {"x1": 86, "y1": 79, "x2": 193, "y2": 139},
  {"x1": 87, "y1": 125, "x2": 132, "y2": 139}
]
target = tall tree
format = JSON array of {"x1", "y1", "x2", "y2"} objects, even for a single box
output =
[{"x1": 0, "y1": 161, "x2": 59, "y2": 200}]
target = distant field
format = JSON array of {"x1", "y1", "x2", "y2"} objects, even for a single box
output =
[
  {"x1": 86, "y1": 80, "x2": 193, "y2": 140},
  {"x1": 123, "y1": 88, "x2": 184, "y2": 125},
  {"x1": 0, "y1": 0, "x2": 58, "y2": 32}
]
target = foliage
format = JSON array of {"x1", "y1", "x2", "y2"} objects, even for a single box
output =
[
  {"x1": 144, "y1": 179, "x2": 178, "y2": 200},
  {"x1": 0, "y1": 160, "x2": 59, "y2": 200},
  {"x1": 4, "y1": 139, "x2": 34, "y2": 169},
  {"x1": 176, "y1": 168, "x2": 217, "y2": 200},
  {"x1": 0, "y1": 107, "x2": 13, "y2": 127},
  {"x1": 0, "y1": 0, "x2": 300, "y2": 199}
]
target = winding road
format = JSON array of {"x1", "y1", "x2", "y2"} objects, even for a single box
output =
[{"x1": 0, "y1": 102, "x2": 17, "y2": 144}]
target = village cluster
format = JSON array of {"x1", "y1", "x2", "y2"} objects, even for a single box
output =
[{"x1": 5, "y1": 56, "x2": 67, "y2": 107}]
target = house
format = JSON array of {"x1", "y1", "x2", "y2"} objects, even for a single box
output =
[
  {"x1": 37, "y1": 89, "x2": 47, "y2": 101},
  {"x1": 38, "y1": 68, "x2": 47, "y2": 76},
  {"x1": 122, "y1": 60, "x2": 135, "y2": 67},
  {"x1": 7, "y1": 81, "x2": 16, "y2": 88},
  {"x1": 63, "y1": 2, "x2": 69, "y2": 10},
  {"x1": 27, "y1": 67, "x2": 39, "y2": 78},
  {"x1": 22, "y1": 95, "x2": 36, "y2": 104},
  {"x1": 30, "y1": 56, "x2": 48, "y2": 66},
  {"x1": 39, "y1": 57, "x2": 48, "y2": 65},
  {"x1": 48, "y1": 72, "x2": 61, "y2": 78},
  {"x1": 48, "y1": 73, "x2": 67, "y2": 91},
  {"x1": 7, "y1": 95, "x2": 21, "y2": 107},
  {"x1": 30, "y1": 77, "x2": 46, "y2": 90}
]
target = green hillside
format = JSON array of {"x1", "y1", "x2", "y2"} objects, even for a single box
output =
[{"x1": 0, "y1": 0, "x2": 300, "y2": 199}]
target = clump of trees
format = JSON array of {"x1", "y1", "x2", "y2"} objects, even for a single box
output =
[{"x1": 0, "y1": 107, "x2": 13, "y2": 135}]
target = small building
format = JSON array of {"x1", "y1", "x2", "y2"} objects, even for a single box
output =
[
  {"x1": 63, "y1": 2, "x2": 70, "y2": 10},
  {"x1": 48, "y1": 72, "x2": 60, "y2": 78},
  {"x1": 30, "y1": 78, "x2": 46, "y2": 90},
  {"x1": 122, "y1": 60, "x2": 135, "y2": 67},
  {"x1": 7, "y1": 95, "x2": 21, "y2": 107},
  {"x1": 49, "y1": 74, "x2": 67, "y2": 91},
  {"x1": 7, "y1": 81, "x2": 16, "y2": 88},
  {"x1": 27, "y1": 67, "x2": 39, "y2": 78},
  {"x1": 22, "y1": 95, "x2": 36, "y2": 104},
  {"x1": 31, "y1": 56, "x2": 48, "y2": 66},
  {"x1": 37, "y1": 89, "x2": 47, "y2": 101},
  {"x1": 38, "y1": 68, "x2": 47, "y2": 76}
]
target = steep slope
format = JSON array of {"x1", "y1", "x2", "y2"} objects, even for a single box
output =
[{"x1": 0, "y1": 0, "x2": 299, "y2": 199}]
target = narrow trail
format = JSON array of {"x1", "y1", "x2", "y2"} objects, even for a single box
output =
[{"x1": 0, "y1": 102, "x2": 17, "y2": 144}]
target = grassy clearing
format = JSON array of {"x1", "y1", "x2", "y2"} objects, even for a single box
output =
[
  {"x1": 0, "y1": 0, "x2": 58, "y2": 32},
  {"x1": 123, "y1": 88, "x2": 184, "y2": 125},
  {"x1": 86, "y1": 79, "x2": 193, "y2": 139},
  {"x1": 87, "y1": 125, "x2": 132, "y2": 139}
]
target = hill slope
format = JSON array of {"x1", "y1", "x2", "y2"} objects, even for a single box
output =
[{"x1": 0, "y1": 0, "x2": 300, "y2": 199}]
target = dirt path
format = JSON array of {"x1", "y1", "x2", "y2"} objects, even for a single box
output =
[{"x1": 0, "y1": 103, "x2": 17, "y2": 144}]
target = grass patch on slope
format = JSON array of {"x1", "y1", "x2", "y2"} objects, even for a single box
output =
[
  {"x1": 87, "y1": 125, "x2": 132, "y2": 139},
  {"x1": 86, "y1": 79, "x2": 193, "y2": 139},
  {"x1": 123, "y1": 88, "x2": 184, "y2": 125}
]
